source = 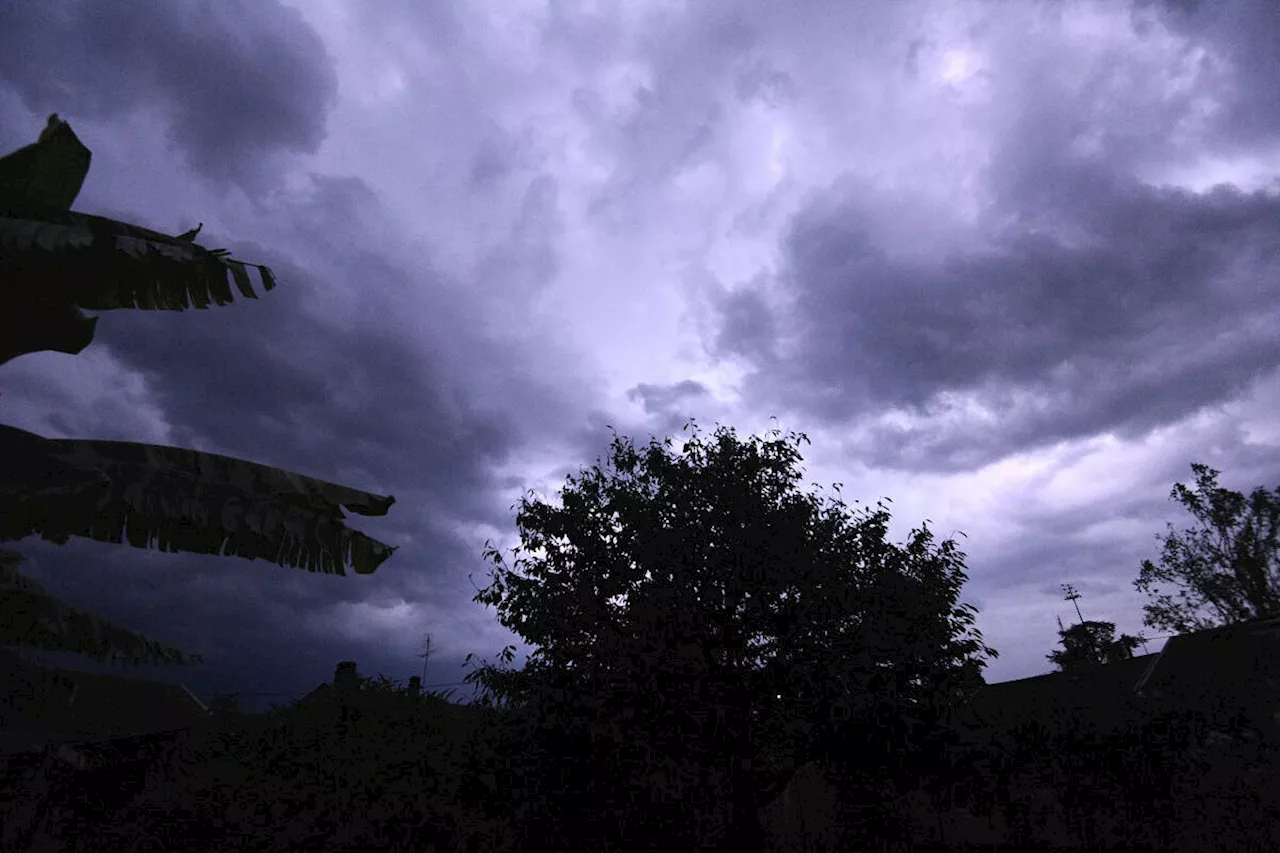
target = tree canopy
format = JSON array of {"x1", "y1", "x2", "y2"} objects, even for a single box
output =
[
  {"x1": 1047, "y1": 619, "x2": 1145, "y2": 671},
  {"x1": 1134, "y1": 463, "x2": 1280, "y2": 635},
  {"x1": 465, "y1": 420, "x2": 997, "y2": 850}
]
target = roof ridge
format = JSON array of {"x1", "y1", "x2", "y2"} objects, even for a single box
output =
[{"x1": 18, "y1": 656, "x2": 198, "y2": 694}]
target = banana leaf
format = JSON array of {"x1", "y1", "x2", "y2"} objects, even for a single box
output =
[
  {"x1": 0, "y1": 114, "x2": 277, "y2": 365},
  {"x1": 1, "y1": 547, "x2": 201, "y2": 665},
  {"x1": 0, "y1": 423, "x2": 398, "y2": 576}
]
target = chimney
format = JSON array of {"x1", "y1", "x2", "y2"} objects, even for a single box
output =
[
  {"x1": 335, "y1": 661, "x2": 359, "y2": 694},
  {"x1": 408, "y1": 675, "x2": 422, "y2": 699}
]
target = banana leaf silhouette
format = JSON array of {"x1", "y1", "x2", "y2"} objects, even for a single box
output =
[{"x1": 0, "y1": 115, "x2": 397, "y2": 665}]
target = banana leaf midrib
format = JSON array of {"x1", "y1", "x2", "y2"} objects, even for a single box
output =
[
  {"x1": 0, "y1": 423, "x2": 394, "y2": 516},
  {"x1": 0, "y1": 205, "x2": 219, "y2": 247},
  {"x1": 65, "y1": 438, "x2": 393, "y2": 516}
]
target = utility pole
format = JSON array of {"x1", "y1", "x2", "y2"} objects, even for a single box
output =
[{"x1": 1061, "y1": 584, "x2": 1085, "y2": 624}]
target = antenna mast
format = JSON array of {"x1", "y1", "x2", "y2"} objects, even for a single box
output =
[
  {"x1": 1061, "y1": 583, "x2": 1085, "y2": 624},
  {"x1": 419, "y1": 633, "x2": 432, "y2": 683}
]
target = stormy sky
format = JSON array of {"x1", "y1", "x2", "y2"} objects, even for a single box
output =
[{"x1": 2, "y1": 0, "x2": 1278, "y2": 712}]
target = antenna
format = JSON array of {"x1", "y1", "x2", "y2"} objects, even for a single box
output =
[
  {"x1": 1061, "y1": 583, "x2": 1085, "y2": 624},
  {"x1": 419, "y1": 633, "x2": 433, "y2": 684}
]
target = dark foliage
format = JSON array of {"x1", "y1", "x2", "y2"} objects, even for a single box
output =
[
  {"x1": 463, "y1": 420, "x2": 997, "y2": 851},
  {"x1": 1047, "y1": 619, "x2": 1145, "y2": 671},
  {"x1": 1135, "y1": 463, "x2": 1280, "y2": 634}
]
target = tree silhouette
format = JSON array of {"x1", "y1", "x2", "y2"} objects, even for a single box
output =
[
  {"x1": 1048, "y1": 618, "x2": 1145, "y2": 671},
  {"x1": 1134, "y1": 463, "x2": 1280, "y2": 635},
  {"x1": 465, "y1": 420, "x2": 997, "y2": 851}
]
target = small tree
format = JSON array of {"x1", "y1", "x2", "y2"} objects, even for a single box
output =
[
  {"x1": 466, "y1": 420, "x2": 997, "y2": 850},
  {"x1": 1048, "y1": 618, "x2": 1145, "y2": 671},
  {"x1": 1134, "y1": 463, "x2": 1280, "y2": 635}
]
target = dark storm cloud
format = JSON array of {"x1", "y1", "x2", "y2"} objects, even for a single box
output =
[
  {"x1": 88, "y1": 215, "x2": 543, "y2": 532},
  {"x1": 713, "y1": 3, "x2": 1280, "y2": 474},
  {"x1": 734, "y1": 174, "x2": 1280, "y2": 472},
  {"x1": 712, "y1": 273, "x2": 780, "y2": 363},
  {"x1": 9, "y1": 251, "x2": 502, "y2": 708},
  {"x1": 0, "y1": 0, "x2": 336, "y2": 197}
]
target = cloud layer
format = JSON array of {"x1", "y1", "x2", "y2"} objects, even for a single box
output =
[{"x1": 0, "y1": 0, "x2": 1277, "y2": 704}]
